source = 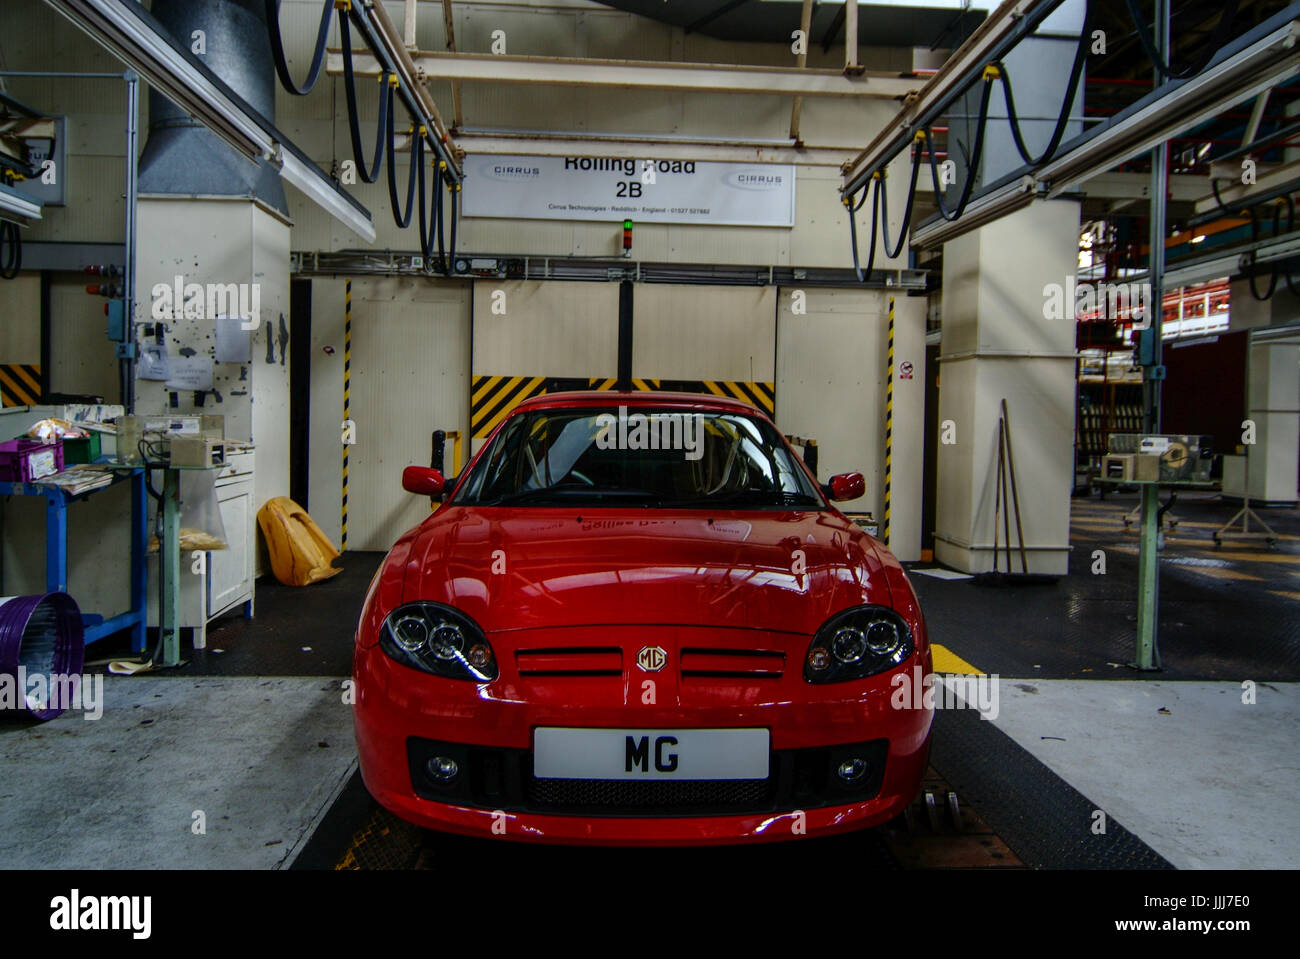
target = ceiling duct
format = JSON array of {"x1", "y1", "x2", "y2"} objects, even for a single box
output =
[{"x1": 137, "y1": 0, "x2": 286, "y2": 212}]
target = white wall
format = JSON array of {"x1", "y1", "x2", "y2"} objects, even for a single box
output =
[
  {"x1": 308, "y1": 276, "x2": 471, "y2": 550},
  {"x1": 775, "y1": 287, "x2": 926, "y2": 560},
  {"x1": 633, "y1": 285, "x2": 775, "y2": 383}
]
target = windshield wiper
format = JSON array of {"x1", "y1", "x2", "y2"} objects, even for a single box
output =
[
  {"x1": 482, "y1": 485, "x2": 662, "y2": 506},
  {"x1": 669, "y1": 488, "x2": 822, "y2": 509}
]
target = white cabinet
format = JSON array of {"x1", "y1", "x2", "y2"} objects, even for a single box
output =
[{"x1": 147, "y1": 449, "x2": 256, "y2": 649}]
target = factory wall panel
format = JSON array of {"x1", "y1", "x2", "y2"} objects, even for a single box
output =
[
  {"x1": 308, "y1": 279, "x2": 347, "y2": 547},
  {"x1": 49, "y1": 276, "x2": 118, "y2": 402},
  {"x1": 344, "y1": 278, "x2": 471, "y2": 550},
  {"x1": 0, "y1": 276, "x2": 40, "y2": 403},
  {"x1": 470, "y1": 279, "x2": 619, "y2": 451},
  {"x1": 776, "y1": 287, "x2": 930, "y2": 560},
  {"x1": 248, "y1": 207, "x2": 293, "y2": 559},
  {"x1": 632, "y1": 285, "x2": 775, "y2": 384}
]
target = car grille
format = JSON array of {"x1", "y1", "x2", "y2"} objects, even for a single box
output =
[
  {"x1": 514, "y1": 646, "x2": 623, "y2": 676},
  {"x1": 527, "y1": 776, "x2": 774, "y2": 810},
  {"x1": 407, "y1": 737, "x2": 888, "y2": 817},
  {"x1": 679, "y1": 647, "x2": 785, "y2": 678}
]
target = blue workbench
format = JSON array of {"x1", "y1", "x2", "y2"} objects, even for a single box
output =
[{"x1": 0, "y1": 466, "x2": 147, "y2": 652}]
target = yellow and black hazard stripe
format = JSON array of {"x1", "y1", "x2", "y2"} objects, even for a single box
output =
[
  {"x1": 472, "y1": 374, "x2": 777, "y2": 438},
  {"x1": 0, "y1": 364, "x2": 40, "y2": 407},
  {"x1": 699, "y1": 380, "x2": 774, "y2": 417},
  {"x1": 342, "y1": 282, "x2": 351, "y2": 551},
  {"x1": 884, "y1": 297, "x2": 894, "y2": 546},
  {"x1": 584, "y1": 376, "x2": 776, "y2": 416},
  {"x1": 470, "y1": 374, "x2": 548, "y2": 438}
]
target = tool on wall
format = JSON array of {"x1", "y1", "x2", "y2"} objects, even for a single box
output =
[{"x1": 278, "y1": 313, "x2": 289, "y2": 365}]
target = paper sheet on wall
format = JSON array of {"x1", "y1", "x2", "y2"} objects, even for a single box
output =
[
  {"x1": 164, "y1": 356, "x2": 214, "y2": 391},
  {"x1": 215, "y1": 316, "x2": 253, "y2": 363}
]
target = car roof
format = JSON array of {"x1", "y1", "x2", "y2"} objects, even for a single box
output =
[{"x1": 514, "y1": 390, "x2": 765, "y2": 415}]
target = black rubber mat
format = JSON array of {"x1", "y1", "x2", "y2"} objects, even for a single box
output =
[
  {"x1": 913, "y1": 493, "x2": 1300, "y2": 681},
  {"x1": 87, "y1": 552, "x2": 386, "y2": 677},
  {"x1": 929, "y1": 705, "x2": 1174, "y2": 870}
]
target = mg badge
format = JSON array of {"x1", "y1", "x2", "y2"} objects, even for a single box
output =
[{"x1": 636, "y1": 646, "x2": 668, "y2": 673}]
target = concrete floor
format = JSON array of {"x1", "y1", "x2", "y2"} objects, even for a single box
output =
[
  {"x1": 986, "y1": 679, "x2": 1300, "y2": 870},
  {"x1": 0, "y1": 677, "x2": 356, "y2": 869}
]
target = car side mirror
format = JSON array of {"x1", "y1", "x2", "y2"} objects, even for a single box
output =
[
  {"x1": 825, "y1": 472, "x2": 865, "y2": 502},
  {"x1": 402, "y1": 466, "x2": 445, "y2": 497}
]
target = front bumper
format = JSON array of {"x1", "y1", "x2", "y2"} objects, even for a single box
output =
[{"x1": 354, "y1": 640, "x2": 933, "y2": 846}]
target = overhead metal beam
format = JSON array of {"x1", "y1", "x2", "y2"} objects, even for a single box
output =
[
  {"x1": 1200, "y1": 157, "x2": 1300, "y2": 211},
  {"x1": 0, "y1": 180, "x2": 42, "y2": 226},
  {"x1": 844, "y1": 0, "x2": 862, "y2": 76},
  {"x1": 328, "y1": 50, "x2": 921, "y2": 100},
  {"x1": 1081, "y1": 171, "x2": 1210, "y2": 203},
  {"x1": 403, "y1": 0, "x2": 417, "y2": 48},
  {"x1": 453, "y1": 130, "x2": 858, "y2": 167},
  {"x1": 441, "y1": 0, "x2": 463, "y2": 129},
  {"x1": 789, "y1": 0, "x2": 815, "y2": 143}
]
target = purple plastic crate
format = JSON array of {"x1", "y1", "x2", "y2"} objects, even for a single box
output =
[{"x1": 0, "y1": 439, "x2": 64, "y2": 483}]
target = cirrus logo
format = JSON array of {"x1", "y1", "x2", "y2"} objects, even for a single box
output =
[
  {"x1": 480, "y1": 162, "x2": 542, "y2": 181},
  {"x1": 725, "y1": 171, "x2": 784, "y2": 191}
]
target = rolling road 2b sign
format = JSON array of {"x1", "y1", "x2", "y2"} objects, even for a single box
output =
[{"x1": 463, "y1": 154, "x2": 796, "y2": 227}]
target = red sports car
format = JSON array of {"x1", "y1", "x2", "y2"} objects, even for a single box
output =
[{"x1": 354, "y1": 391, "x2": 933, "y2": 845}]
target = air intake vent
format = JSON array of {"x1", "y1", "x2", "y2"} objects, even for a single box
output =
[
  {"x1": 680, "y1": 648, "x2": 785, "y2": 678},
  {"x1": 515, "y1": 646, "x2": 622, "y2": 677}
]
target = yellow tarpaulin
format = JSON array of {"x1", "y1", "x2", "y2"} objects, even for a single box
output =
[{"x1": 257, "y1": 497, "x2": 343, "y2": 587}]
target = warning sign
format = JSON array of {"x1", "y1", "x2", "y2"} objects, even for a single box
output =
[{"x1": 899, "y1": 361, "x2": 914, "y2": 380}]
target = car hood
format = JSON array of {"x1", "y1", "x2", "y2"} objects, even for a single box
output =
[{"x1": 394, "y1": 507, "x2": 893, "y2": 633}]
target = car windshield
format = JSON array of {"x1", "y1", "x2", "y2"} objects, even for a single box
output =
[{"x1": 452, "y1": 406, "x2": 825, "y2": 509}]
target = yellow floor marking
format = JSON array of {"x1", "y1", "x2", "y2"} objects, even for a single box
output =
[
  {"x1": 932, "y1": 644, "x2": 982, "y2": 675},
  {"x1": 1268, "y1": 590, "x2": 1300, "y2": 601},
  {"x1": 1190, "y1": 551, "x2": 1300, "y2": 564}
]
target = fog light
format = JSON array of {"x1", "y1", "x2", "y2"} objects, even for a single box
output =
[
  {"x1": 836, "y1": 758, "x2": 868, "y2": 783},
  {"x1": 467, "y1": 643, "x2": 493, "y2": 668},
  {"x1": 807, "y1": 647, "x2": 831, "y2": 670},
  {"x1": 426, "y1": 756, "x2": 459, "y2": 782}
]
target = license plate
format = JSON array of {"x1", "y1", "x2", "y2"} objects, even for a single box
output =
[{"x1": 533, "y1": 727, "x2": 769, "y2": 780}]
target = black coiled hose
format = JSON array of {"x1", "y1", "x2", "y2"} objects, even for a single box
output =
[
  {"x1": 847, "y1": 177, "x2": 880, "y2": 282},
  {"x1": 0, "y1": 221, "x2": 20, "y2": 279},
  {"x1": 925, "y1": 72, "x2": 996, "y2": 223},
  {"x1": 265, "y1": 0, "x2": 334, "y2": 96},
  {"x1": 339, "y1": 10, "x2": 391, "y2": 184},
  {"x1": 994, "y1": 4, "x2": 1091, "y2": 168},
  {"x1": 877, "y1": 139, "x2": 924, "y2": 261},
  {"x1": 386, "y1": 97, "x2": 420, "y2": 229}
]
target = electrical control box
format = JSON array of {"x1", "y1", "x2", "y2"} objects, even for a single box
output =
[
  {"x1": 1102, "y1": 453, "x2": 1160, "y2": 482},
  {"x1": 1108, "y1": 434, "x2": 1213, "y2": 483}
]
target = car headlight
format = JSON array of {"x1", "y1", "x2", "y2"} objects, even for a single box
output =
[
  {"x1": 804, "y1": 605, "x2": 913, "y2": 683},
  {"x1": 379, "y1": 602, "x2": 498, "y2": 681}
]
